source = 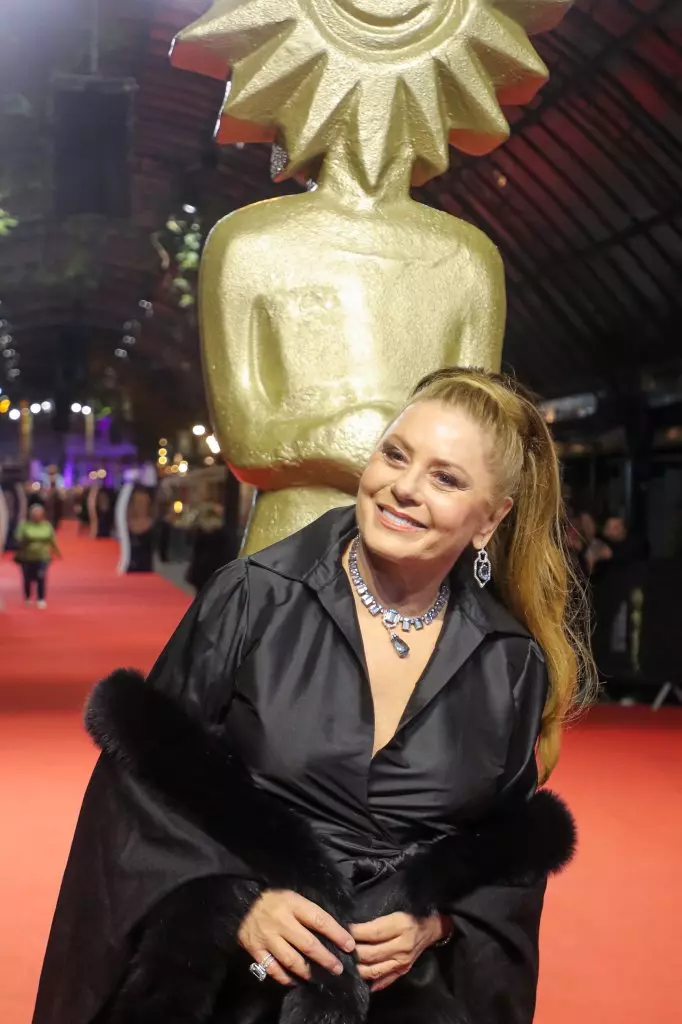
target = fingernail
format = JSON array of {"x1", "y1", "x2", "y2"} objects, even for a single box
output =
[
  {"x1": 345, "y1": 939, "x2": 356, "y2": 952},
  {"x1": 333, "y1": 963, "x2": 344, "y2": 975}
]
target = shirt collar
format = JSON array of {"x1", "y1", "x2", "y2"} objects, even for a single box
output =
[{"x1": 247, "y1": 505, "x2": 529, "y2": 640}]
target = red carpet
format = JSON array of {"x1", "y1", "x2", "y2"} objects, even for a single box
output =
[
  {"x1": 0, "y1": 523, "x2": 191, "y2": 1023},
  {"x1": 1, "y1": 523, "x2": 680, "y2": 1023}
]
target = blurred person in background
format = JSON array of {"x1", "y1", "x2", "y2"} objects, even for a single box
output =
[
  {"x1": 185, "y1": 500, "x2": 233, "y2": 592},
  {"x1": 127, "y1": 487, "x2": 155, "y2": 573},
  {"x1": 94, "y1": 488, "x2": 116, "y2": 538},
  {"x1": 74, "y1": 486, "x2": 91, "y2": 535},
  {"x1": 14, "y1": 501, "x2": 61, "y2": 608},
  {"x1": 155, "y1": 492, "x2": 173, "y2": 563},
  {"x1": 576, "y1": 511, "x2": 612, "y2": 577},
  {"x1": 566, "y1": 516, "x2": 589, "y2": 580},
  {"x1": 600, "y1": 515, "x2": 646, "y2": 566}
]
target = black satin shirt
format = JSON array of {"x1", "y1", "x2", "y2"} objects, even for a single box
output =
[{"x1": 153, "y1": 506, "x2": 547, "y2": 880}]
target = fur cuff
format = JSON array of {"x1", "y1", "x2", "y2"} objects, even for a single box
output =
[
  {"x1": 86, "y1": 670, "x2": 352, "y2": 921},
  {"x1": 85, "y1": 669, "x2": 577, "y2": 1024},
  {"x1": 85, "y1": 670, "x2": 577, "y2": 918},
  {"x1": 392, "y1": 788, "x2": 576, "y2": 918},
  {"x1": 103, "y1": 876, "x2": 261, "y2": 1024}
]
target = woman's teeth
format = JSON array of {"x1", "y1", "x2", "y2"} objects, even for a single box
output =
[{"x1": 381, "y1": 507, "x2": 422, "y2": 528}]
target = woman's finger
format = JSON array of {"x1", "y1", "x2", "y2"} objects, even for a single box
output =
[
  {"x1": 355, "y1": 938, "x2": 405, "y2": 966},
  {"x1": 357, "y1": 960, "x2": 402, "y2": 982},
  {"x1": 371, "y1": 970, "x2": 402, "y2": 994},
  {"x1": 269, "y1": 936, "x2": 314, "y2": 983},
  {"x1": 294, "y1": 895, "x2": 356, "y2": 953},
  {"x1": 252, "y1": 949, "x2": 295, "y2": 988},
  {"x1": 284, "y1": 919, "x2": 345, "y2": 975},
  {"x1": 351, "y1": 914, "x2": 404, "y2": 944}
]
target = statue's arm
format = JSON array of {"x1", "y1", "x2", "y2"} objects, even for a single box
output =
[{"x1": 446, "y1": 239, "x2": 506, "y2": 373}]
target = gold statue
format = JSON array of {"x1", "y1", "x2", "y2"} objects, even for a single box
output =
[{"x1": 171, "y1": 0, "x2": 570, "y2": 552}]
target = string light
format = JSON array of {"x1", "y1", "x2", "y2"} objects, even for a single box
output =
[
  {"x1": 9, "y1": 408, "x2": 20, "y2": 421},
  {"x1": 173, "y1": 500, "x2": 184, "y2": 513},
  {"x1": 206, "y1": 434, "x2": 220, "y2": 454},
  {"x1": 192, "y1": 424, "x2": 206, "y2": 436}
]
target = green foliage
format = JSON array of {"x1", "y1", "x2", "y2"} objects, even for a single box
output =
[
  {"x1": 161, "y1": 213, "x2": 205, "y2": 310},
  {"x1": 0, "y1": 208, "x2": 19, "y2": 237}
]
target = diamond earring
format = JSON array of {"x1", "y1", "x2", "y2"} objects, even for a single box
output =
[{"x1": 474, "y1": 548, "x2": 492, "y2": 589}]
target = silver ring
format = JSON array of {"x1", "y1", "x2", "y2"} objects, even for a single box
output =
[{"x1": 249, "y1": 953, "x2": 275, "y2": 982}]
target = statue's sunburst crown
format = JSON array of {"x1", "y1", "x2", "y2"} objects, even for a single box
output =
[{"x1": 171, "y1": 0, "x2": 572, "y2": 186}]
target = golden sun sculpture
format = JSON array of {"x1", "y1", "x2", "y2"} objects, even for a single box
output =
[
  {"x1": 172, "y1": 0, "x2": 569, "y2": 184},
  {"x1": 171, "y1": 0, "x2": 572, "y2": 553}
]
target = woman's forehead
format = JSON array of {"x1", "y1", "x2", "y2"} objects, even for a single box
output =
[{"x1": 386, "y1": 402, "x2": 491, "y2": 449}]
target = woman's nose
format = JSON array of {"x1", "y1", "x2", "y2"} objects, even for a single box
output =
[{"x1": 391, "y1": 471, "x2": 421, "y2": 504}]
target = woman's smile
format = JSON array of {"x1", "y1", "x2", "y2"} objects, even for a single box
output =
[{"x1": 376, "y1": 504, "x2": 427, "y2": 532}]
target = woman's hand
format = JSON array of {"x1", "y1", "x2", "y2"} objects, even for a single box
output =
[
  {"x1": 352, "y1": 912, "x2": 452, "y2": 993},
  {"x1": 238, "y1": 889, "x2": 356, "y2": 987}
]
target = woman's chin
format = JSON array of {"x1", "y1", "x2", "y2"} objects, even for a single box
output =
[{"x1": 362, "y1": 520, "x2": 427, "y2": 562}]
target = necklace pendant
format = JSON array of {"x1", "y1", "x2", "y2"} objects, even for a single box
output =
[{"x1": 390, "y1": 632, "x2": 410, "y2": 658}]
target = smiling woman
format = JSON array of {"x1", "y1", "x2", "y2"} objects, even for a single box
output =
[
  {"x1": 34, "y1": 368, "x2": 591, "y2": 1024},
  {"x1": 358, "y1": 404, "x2": 510, "y2": 567},
  {"x1": 356, "y1": 367, "x2": 595, "y2": 780}
]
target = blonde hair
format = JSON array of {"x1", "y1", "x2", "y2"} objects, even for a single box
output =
[{"x1": 411, "y1": 367, "x2": 597, "y2": 782}]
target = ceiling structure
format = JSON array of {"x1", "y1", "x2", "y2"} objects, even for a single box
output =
[{"x1": 0, "y1": 0, "x2": 680, "y2": 445}]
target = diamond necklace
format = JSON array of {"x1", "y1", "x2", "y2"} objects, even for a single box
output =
[{"x1": 348, "y1": 537, "x2": 449, "y2": 659}]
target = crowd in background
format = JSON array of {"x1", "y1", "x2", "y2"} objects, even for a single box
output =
[
  {"x1": 566, "y1": 511, "x2": 646, "y2": 582},
  {"x1": 4, "y1": 477, "x2": 678, "y2": 704},
  {"x1": 2, "y1": 476, "x2": 242, "y2": 607}
]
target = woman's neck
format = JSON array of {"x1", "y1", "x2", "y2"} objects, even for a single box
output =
[{"x1": 354, "y1": 537, "x2": 448, "y2": 618}]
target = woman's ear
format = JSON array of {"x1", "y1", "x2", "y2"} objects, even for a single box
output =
[{"x1": 474, "y1": 497, "x2": 513, "y2": 550}]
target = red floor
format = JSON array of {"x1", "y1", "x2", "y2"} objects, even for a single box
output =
[
  {"x1": 0, "y1": 523, "x2": 191, "y2": 1023},
  {"x1": 1, "y1": 524, "x2": 680, "y2": 1023}
]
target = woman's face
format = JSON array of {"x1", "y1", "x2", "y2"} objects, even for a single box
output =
[
  {"x1": 29, "y1": 504, "x2": 45, "y2": 523},
  {"x1": 356, "y1": 400, "x2": 512, "y2": 572}
]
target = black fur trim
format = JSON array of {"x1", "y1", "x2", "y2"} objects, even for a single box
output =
[
  {"x1": 85, "y1": 670, "x2": 577, "y2": 910},
  {"x1": 383, "y1": 790, "x2": 577, "y2": 919},
  {"x1": 103, "y1": 876, "x2": 261, "y2": 1024},
  {"x1": 86, "y1": 672, "x2": 367, "y2": 1022},
  {"x1": 280, "y1": 970, "x2": 371, "y2": 1024},
  {"x1": 85, "y1": 669, "x2": 577, "y2": 1024},
  {"x1": 86, "y1": 670, "x2": 352, "y2": 921}
]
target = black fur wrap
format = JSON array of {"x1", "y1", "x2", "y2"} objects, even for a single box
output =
[{"x1": 85, "y1": 670, "x2": 577, "y2": 1024}]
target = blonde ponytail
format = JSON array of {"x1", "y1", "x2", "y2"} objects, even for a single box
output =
[{"x1": 411, "y1": 368, "x2": 597, "y2": 781}]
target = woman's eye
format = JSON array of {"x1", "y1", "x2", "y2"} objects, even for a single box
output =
[
  {"x1": 382, "y1": 446, "x2": 405, "y2": 463},
  {"x1": 435, "y1": 472, "x2": 460, "y2": 488}
]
